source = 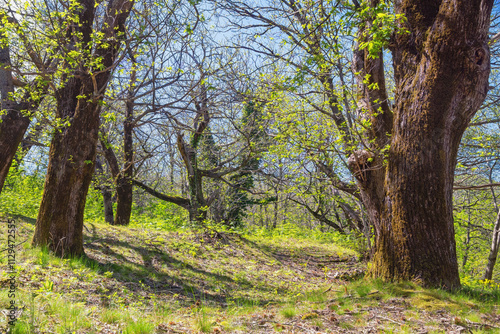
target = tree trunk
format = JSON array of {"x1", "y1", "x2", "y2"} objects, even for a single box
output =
[
  {"x1": 33, "y1": 88, "x2": 100, "y2": 256},
  {"x1": 102, "y1": 189, "x2": 115, "y2": 225},
  {"x1": 32, "y1": 0, "x2": 134, "y2": 256},
  {"x1": 462, "y1": 193, "x2": 472, "y2": 269},
  {"x1": 112, "y1": 94, "x2": 134, "y2": 225},
  {"x1": 115, "y1": 176, "x2": 133, "y2": 225},
  {"x1": 186, "y1": 153, "x2": 207, "y2": 223},
  {"x1": 369, "y1": 135, "x2": 463, "y2": 288},
  {"x1": 0, "y1": 110, "x2": 30, "y2": 194},
  {"x1": 0, "y1": 43, "x2": 30, "y2": 194},
  {"x1": 177, "y1": 83, "x2": 210, "y2": 224},
  {"x1": 273, "y1": 192, "x2": 278, "y2": 229},
  {"x1": 259, "y1": 205, "x2": 264, "y2": 227},
  {"x1": 95, "y1": 156, "x2": 114, "y2": 224},
  {"x1": 113, "y1": 60, "x2": 136, "y2": 226},
  {"x1": 350, "y1": 0, "x2": 493, "y2": 288},
  {"x1": 100, "y1": 134, "x2": 133, "y2": 226},
  {"x1": 484, "y1": 166, "x2": 499, "y2": 279},
  {"x1": 484, "y1": 209, "x2": 500, "y2": 280}
]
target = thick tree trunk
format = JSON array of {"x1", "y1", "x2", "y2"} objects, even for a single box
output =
[
  {"x1": 369, "y1": 135, "x2": 462, "y2": 288},
  {"x1": 32, "y1": 0, "x2": 134, "y2": 256},
  {"x1": 32, "y1": 0, "x2": 97, "y2": 256},
  {"x1": 33, "y1": 91, "x2": 99, "y2": 256},
  {"x1": 350, "y1": 0, "x2": 493, "y2": 288}
]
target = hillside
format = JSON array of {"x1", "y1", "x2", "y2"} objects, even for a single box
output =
[{"x1": 1, "y1": 215, "x2": 499, "y2": 333}]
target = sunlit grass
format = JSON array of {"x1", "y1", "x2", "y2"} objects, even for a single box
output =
[
  {"x1": 280, "y1": 305, "x2": 297, "y2": 318},
  {"x1": 0, "y1": 213, "x2": 498, "y2": 333}
]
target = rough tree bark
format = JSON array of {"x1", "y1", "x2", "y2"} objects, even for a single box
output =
[
  {"x1": 32, "y1": 0, "x2": 134, "y2": 256},
  {"x1": 216, "y1": 0, "x2": 494, "y2": 287},
  {"x1": 350, "y1": 0, "x2": 493, "y2": 288}
]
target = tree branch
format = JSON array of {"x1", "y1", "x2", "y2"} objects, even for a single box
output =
[{"x1": 132, "y1": 179, "x2": 190, "y2": 209}]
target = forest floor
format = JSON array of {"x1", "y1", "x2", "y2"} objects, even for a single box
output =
[{"x1": 0, "y1": 214, "x2": 499, "y2": 333}]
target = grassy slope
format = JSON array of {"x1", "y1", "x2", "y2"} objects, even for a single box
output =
[{"x1": 0, "y1": 215, "x2": 499, "y2": 334}]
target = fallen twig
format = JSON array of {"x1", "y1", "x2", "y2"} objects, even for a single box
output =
[
  {"x1": 323, "y1": 285, "x2": 341, "y2": 293},
  {"x1": 377, "y1": 315, "x2": 405, "y2": 326},
  {"x1": 465, "y1": 319, "x2": 500, "y2": 329}
]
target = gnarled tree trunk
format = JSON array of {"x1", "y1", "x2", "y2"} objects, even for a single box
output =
[
  {"x1": 32, "y1": 0, "x2": 134, "y2": 256},
  {"x1": 351, "y1": 0, "x2": 493, "y2": 289},
  {"x1": 33, "y1": 86, "x2": 99, "y2": 255}
]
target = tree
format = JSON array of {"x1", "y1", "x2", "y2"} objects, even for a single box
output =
[
  {"x1": 97, "y1": 0, "x2": 191, "y2": 225},
  {"x1": 351, "y1": 0, "x2": 493, "y2": 288},
  {"x1": 99, "y1": 59, "x2": 137, "y2": 226},
  {"x1": 454, "y1": 114, "x2": 500, "y2": 279},
  {"x1": 31, "y1": 0, "x2": 134, "y2": 256},
  {"x1": 205, "y1": 100, "x2": 265, "y2": 227},
  {"x1": 485, "y1": 209, "x2": 500, "y2": 280},
  {"x1": 94, "y1": 154, "x2": 115, "y2": 224},
  {"x1": 133, "y1": 81, "x2": 257, "y2": 224},
  {"x1": 217, "y1": 0, "x2": 494, "y2": 288}
]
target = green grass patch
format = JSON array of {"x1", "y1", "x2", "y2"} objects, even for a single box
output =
[{"x1": 0, "y1": 214, "x2": 498, "y2": 333}]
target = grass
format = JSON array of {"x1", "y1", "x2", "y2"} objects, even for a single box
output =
[
  {"x1": 194, "y1": 307, "x2": 215, "y2": 333},
  {"x1": 100, "y1": 308, "x2": 123, "y2": 324},
  {"x1": 279, "y1": 305, "x2": 297, "y2": 318},
  {"x1": 123, "y1": 318, "x2": 156, "y2": 334},
  {"x1": 0, "y1": 214, "x2": 499, "y2": 333}
]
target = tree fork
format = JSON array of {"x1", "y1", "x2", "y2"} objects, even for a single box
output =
[
  {"x1": 360, "y1": 0, "x2": 494, "y2": 288},
  {"x1": 32, "y1": 0, "x2": 135, "y2": 256}
]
